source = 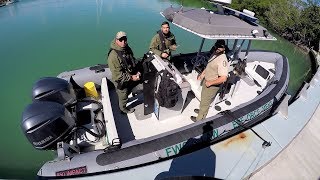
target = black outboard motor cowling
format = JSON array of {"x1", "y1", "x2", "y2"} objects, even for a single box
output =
[
  {"x1": 32, "y1": 77, "x2": 76, "y2": 106},
  {"x1": 21, "y1": 101, "x2": 76, "y2": 150}
]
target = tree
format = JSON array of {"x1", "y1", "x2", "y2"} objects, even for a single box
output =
[
  {"x1": 265, "y1": 0, "x2": 301, "y2": 34},
  {"x1": 230, "y1": 0, "x2": 278, "y2": 25},
  {"x1": 230, "y1": 0, "x2": 319, "y2": 49},
  {"x1": 300, "y1": 0, "x2": 320, "y2": 49}
]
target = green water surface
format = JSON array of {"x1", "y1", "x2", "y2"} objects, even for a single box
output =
[{"x1": 0, "y1": 0, "x2": 311, "y2": 178}]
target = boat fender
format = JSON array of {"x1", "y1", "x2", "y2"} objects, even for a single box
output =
[
  {"x1": 243, "y1": 9, "x2": 255, "y2": 17},
  {"x1": 155, "y1": 70, "x2": 180, "y2": 108}
]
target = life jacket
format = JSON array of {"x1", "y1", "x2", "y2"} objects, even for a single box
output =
[
  {"x1": 155, "y1": 70, "x2": 180, "y2": 108},
  {"x1": 108, "y1": 48, "x2": 136, "y2": 74},
  {"x1": 157, "y1": 31, "x2": 176, "y2": 52},
  {"x1": 157, "y1": 31, "x2": 166, "y2": 51}
]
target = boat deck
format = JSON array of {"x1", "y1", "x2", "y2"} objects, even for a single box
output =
[{"x1": 106, "y1": 61, "x2": 275, "y2": 143}]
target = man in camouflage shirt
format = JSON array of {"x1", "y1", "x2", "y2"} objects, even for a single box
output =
[
  {"x1": 149, "y1": 21, "x2": 177, "y2": 60},
  {"x1": 108, "y1": 31, "x2": 141, "y2": 114}
]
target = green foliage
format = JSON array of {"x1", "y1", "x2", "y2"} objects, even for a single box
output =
[
  {"x1": 265, "y1": 0, "x2": 301, "y2": 33},
  {"x1": 300, "y1": 1, "x2": 320, "y2": 45},
  {"x1": 231, "y1": 0, "x2": 320, "y2": 48},
  {"x1": 230, "y1": 0, "x2": 277, "y2": 24}
]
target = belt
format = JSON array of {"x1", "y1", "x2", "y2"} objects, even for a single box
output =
[
  {"x1": 201, "y1": 79, "x2": 221, "y2": 88},
  {"x1": 211, "y1": 84, "x2": 221, "y2": 88}
]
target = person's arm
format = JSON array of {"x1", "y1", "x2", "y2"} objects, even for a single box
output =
[
  {"x1": 127, "y1": 47, "x2": 141, "y2": 81},
  {"x1": 197, "y1": 71, "x2": 205, "y2": 80},
  {"x1": 108, "y1": 51, "x2": 131, "y2": 84},
  {"x1": 149, "y1": 35, "x2": 163, "y2": 57}
]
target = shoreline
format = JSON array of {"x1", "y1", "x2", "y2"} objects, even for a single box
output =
[{"x1": 296, "y1": 44, "x2": 310, "y2": 54}]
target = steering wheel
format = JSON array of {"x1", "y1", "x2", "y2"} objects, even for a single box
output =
[{"x1": 191, "y1": 54, "x2": 206, "y2": 67}]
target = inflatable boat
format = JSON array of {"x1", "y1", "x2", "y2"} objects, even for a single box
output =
[{"x1": 21, "y1": 5, "x2": 289, "y2": 178}]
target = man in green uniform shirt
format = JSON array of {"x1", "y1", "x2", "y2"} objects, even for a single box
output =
[
  {"x1": 149, "y1": 21, "x2": 177, "y2": 60},
  {"x1": 191, "y1": 40, "x2": 229, "y2": 122},
  {"x1": 108, "y1": 31, "x2": 141, "y2": 114}
]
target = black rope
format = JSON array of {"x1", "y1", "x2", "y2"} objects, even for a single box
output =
[
  {"x1": 65, "y1": 98, "x2": 106, "y2": 142},
  {"x1": 77, "y1": 99, "x2": 105, "y2": 139},
  {"x1": 223, "y1": 110, "x2": 271, "y2": 148},
  {"x1": 77, "y1": 125, "x2": 105, "y2": 138}
]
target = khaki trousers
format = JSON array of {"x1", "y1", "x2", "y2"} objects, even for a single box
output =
[{"x1": 196, "y1": 85, "x2": 219, "y2": 121}]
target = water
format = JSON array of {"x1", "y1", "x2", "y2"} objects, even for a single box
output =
[{"x1": 0, "y1": 0, "x2": 311, "y2": 178}]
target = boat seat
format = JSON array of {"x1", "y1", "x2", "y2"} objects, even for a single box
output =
[
  {"x1": 245, "y1": 62, "x2": 274, "y2": 88},
  {"x1": 101, "y1": 78, "x2": 120, "y2": 146}
]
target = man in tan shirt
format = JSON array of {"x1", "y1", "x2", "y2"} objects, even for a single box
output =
[{"x1": 191, "y1": 40, "x2": 229, "y2": 122}]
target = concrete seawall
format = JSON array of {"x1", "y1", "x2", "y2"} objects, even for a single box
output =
[
  {"x1": 250, "y1": 50, "x2": 320, "y2": 179},
  {"x1": 251, "y1": 104, "x2": 320, "y2": 179}
]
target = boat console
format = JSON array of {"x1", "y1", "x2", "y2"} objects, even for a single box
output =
[{"x1": 143, "y1": 54, "x2": 191, "y2": 121}]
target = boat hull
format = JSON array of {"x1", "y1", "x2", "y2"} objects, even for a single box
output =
[{"x1": 37, "y1": 50, "x2": 289, "y2": 178}]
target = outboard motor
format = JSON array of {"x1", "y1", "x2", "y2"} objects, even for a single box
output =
[
  {"x1": 21, "y1": 101, "x2": 76, "y2": 150},
  {"x1": 32, "y1": 77, "x2": 76, "y2": 106}
]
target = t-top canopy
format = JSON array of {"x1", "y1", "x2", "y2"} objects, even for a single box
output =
[{"x1": 161, "y1": 6, "x2": 276, "y2": 40}]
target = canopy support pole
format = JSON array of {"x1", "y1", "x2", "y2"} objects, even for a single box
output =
[
  {"x1": 197, "y1": 38, "x2": 205, "y2": 55},
  {"x1": 232, "y1": 39, "x2": 238, "y2": 53},
  {"x1": 230, "y1": 39, "x2": 239, "y2": 61},
  {"x1": 244, "y1": 40, "x2": 252, "y2": 60}
]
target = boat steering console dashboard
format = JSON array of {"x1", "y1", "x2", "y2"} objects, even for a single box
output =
[{"x1": 142, "y1": 52, "x2": 191, "y2": 121}]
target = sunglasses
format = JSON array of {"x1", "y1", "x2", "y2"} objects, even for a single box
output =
[{"x1": 118, "y1": 36, "x2": 127, "y2": 42}]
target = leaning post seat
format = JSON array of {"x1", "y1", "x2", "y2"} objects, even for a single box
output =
[
  {"x1": 101, "y1": 78, "x2": 120, "y2": 146},
  {"x1": 150, "y1": 54, "x2": 191, "y2": 121}
]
